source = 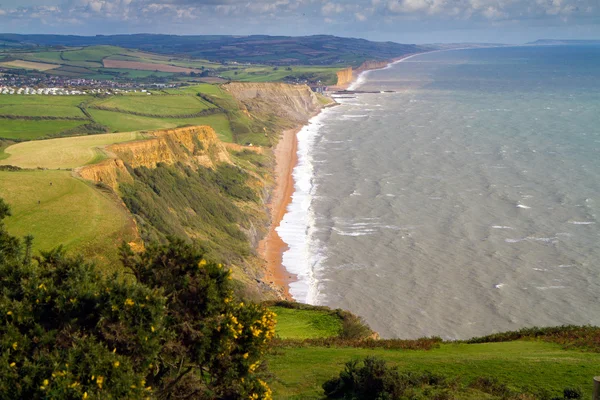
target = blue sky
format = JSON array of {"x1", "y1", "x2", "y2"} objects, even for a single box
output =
[{"x1": 1, "y1": 0, "x2": 599, "y2": 44}]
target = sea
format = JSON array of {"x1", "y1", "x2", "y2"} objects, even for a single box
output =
[{"x1": 276, "y1": 45, "x2": 600, "y2": 340}]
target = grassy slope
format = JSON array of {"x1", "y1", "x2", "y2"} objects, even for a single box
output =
[
  {"x1": 268, "y1": 340, "x2": 600, "y2": 399},
  {"x1": 89, "y1": 109, "x2": 233, "y2": 142},
  {"x1": 0, "y1": 170, "x2": 137, "y2": 269},
  {"x1": 271, "y1": 306, "x2": 343, "y2": 339},
  {"x1": 0, "y1": 119, "x2": 88, "y2": 140},
  {"x1": 0, "y1": 95, "x2": 90, "y2": 118},
  {"x1": 0, "y1": 131, "x2": 145, "y2": 169},
  {"x1": 92, "y1": 94, "x2": 214, "y2": 115}
]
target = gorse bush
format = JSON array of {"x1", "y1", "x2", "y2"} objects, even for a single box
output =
[{"x1": 0, "y1": 198, "x2": 275, "y2": 399}]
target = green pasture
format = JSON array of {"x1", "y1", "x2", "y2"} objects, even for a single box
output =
[
  {"x1": 60, "y1": 45, "x2": 128, "y2": 62},
  {"x1": 0, "y1": 131, "x2": 145, "y2": 169},
  {"x1": 268, "y1": 340, "x2": 600, "y2": 399},
  {"x1": 0, "y1": 170, "x2": 137, "y2": 269},
  {"x1": 21, "y1": 51, "x2": 64, "y2": 64},
  {"x1": 271, "y1": 306, "x2": 343, "y2": 339},
  {"x1": 219, "y1": 66, "x2": 339, "y2": 84},
  {"x1": 0, "y1": 95, "x2": 90, "y2": 118},
  {"x1": 0, "y1": 119, "x2": 88, "y2": 140},
  {"x1": 92, "y1": 94, "x2": 214, "y2": 115},
  {"x1": 165, "y1": 83, "x2": 225, "y2": 96},
  {"x1": 100, "y1": 68, "x2": 175, "y2": 78},
  {"x1": 89, "y1": 109, "x2": 233, "y2": 142}
]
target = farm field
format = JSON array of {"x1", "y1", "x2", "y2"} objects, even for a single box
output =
[
  {"x1": 267, "y1": 340, "x2": 600, "y2": 399},
  {"x1": 92, "y1": 94, "x2": 215, "y2": 115},
  {"x1": 0, "y1": 95, "x2": 90, "y2": 118},
  {"x1": 0, "y1": 60, "x2": 59, "y2": 71},
  {"x1": 102, "y1": 59, "x2": 200, "y2": 74},
  {"x1": 0, "y1": 119, "x2": 88, "y2": 140},
  {"x1": 0, "y1": 131, "x2": 146, "y2": 169},
  {"x1": 218, "y1": 65, "x2": 340, "y2": 84},
  {"x1": 89, "y1": 109, "x2": 233, "y2": 141},
  {"x1": 0, "y1": 169, "x2": 138, "y2": 269}
]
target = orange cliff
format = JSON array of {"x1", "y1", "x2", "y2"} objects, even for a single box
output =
[
  {"x1": 76, "y1": 125, "x2": 231, "y2": 190},
  {"x1": 336, "y1": 67, "x2": 353, "y2": 87}
]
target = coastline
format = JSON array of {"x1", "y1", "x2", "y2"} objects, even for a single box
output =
[
  {"x1": 257, "y1": 126, "x2": 300, "y2": 300},
  {"x1": 259, "y1": 52, "x2": 427, "y2": 301}
]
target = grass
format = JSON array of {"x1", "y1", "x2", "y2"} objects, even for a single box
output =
[
  {"x1": 60, "y1": 45, "x2": 128, "y2": 62},
  {"x1": 0, "y1": 119, "x2": 89, "y2": 140},
  {"x1": 100, "y1": 68, "x2": 175, "y2": 78},
  {"x1": 271, "y1": 306, "x2": 343, "y2": 340},
  {"x1": 0, "y1": 95, "x2": 91, "y2": 118},
  {"x1": 0, "y1": 60, "x2": 59, "y2": 71},
  {"x1": 164, "y1": 84, "x2": 225, "y2": 96},
  {"x1": 0, "y1": 170, "x2": 138, "y2": 269},
  {"x1": 267, "y1": 340, "x2": 600, "y2": 399},
  {"x1": 92, "y1": 94, "x2": 214, "y2": 115},
  {"x1": 219, "y1": 66, "x2": 339, "y2": 84},
  {"x1": 0, "y1": 131, "x2": 145, "y2": 169},
  {"x1": 88, "y1": 109, "x2": 233, "y2": 142}
]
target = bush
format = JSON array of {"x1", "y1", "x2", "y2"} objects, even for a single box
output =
[{"x1": 0, "y1": 198, "x2": 276, "y2": 399}]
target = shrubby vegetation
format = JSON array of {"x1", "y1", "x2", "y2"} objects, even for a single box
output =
[
  {"x1": 323, "y1": 357, "x2": 584, "y2": 400},
  {"x1": 466, "y1": 325, "x2": 600, "y2": 352},
  {"x1": 0, "y1": 197, "x2": 275, "y2": 399},
  {"x1": 120, "y1": 162, "x2": 258, "y2": 265}
]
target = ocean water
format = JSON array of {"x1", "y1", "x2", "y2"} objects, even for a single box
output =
[{"x1": 277, "y1": 45, "x2": 600, "y2": 339}]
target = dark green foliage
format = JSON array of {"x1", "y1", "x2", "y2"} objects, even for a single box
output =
[
  {"x1": 120, "y1": 240, "x2": 275, "y2": 399},
  {"x1": 0, "y1": 202, "x2": 164, "y2": 398},
  {"x1": 0, "y1": 199, "x2": 275, "y2": 399},
  {"x1": 466, "y1": 325, "x2": 600, "y2": 352},
  {"x1": 563, "y1": 387, "x2": 582, "y2": 399},
  {"x1": 212, "y1": 164, "x2": 257, "y2": 201},
  {"x1": 323, "y1": 357, "x2": 449, "y2": 400},
  {"x1": 120, "y1": 162, "x2": 255, "y2": 264}
]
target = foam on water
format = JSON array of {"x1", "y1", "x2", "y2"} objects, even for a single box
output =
[{"x1": 276, "y1": 108, "x2": 335, "y2": 303}]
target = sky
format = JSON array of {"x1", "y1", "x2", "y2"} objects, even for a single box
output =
[{"x1": 0, "y1": 0, "x2": 599, "y2": 44}]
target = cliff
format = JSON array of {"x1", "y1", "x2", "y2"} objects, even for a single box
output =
[
  {"x1": 223, "y1": 82, "x2": 322, "y2": 124},
  {"x1": 335, "y1": 67, "x2": 353, "y2": 86},
  {"x1": 76, "y1": 126, "x2": 231, "y2": 190}
]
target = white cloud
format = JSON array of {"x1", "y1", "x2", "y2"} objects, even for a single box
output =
[
  {"x1": 322, "y1": 2, "x2": 344, "y2": 15},
  {"x1": 355, "y1": 11, "x2": 366, "y2": 20}
]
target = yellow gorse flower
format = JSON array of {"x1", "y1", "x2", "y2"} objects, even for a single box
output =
[{"x1": 124, "y1": 298, "x2": 135, "y2": 307}]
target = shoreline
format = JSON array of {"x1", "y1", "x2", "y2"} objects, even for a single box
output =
[
  {"x1": 259, "y1": 52, "x2": 427, "y2": 301},
  {"x1": 257, "y1": 126, "x2": 300, "y2": 300}
]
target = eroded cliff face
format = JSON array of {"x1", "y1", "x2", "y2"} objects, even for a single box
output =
[
  {"x1": 335, "y1": 67, "x2": 353, "y2": 86},
  {"x1": 77, "y1": 126, "x2": 230, "y2": 189},
  {"x1": 223, "y1": 82, "x2": 322, "y2": 124}
]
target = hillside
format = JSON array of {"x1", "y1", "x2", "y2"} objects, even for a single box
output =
[{"x1": 0, "y1": 34, "x2": 424, "y2": 66}]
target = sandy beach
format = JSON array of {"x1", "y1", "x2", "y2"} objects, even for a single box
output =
[{"x1": 257, "y1": 127, "x2": 300, "y2": 299}]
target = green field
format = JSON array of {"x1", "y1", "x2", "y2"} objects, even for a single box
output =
[
  {"x1": 0, "y1": 95, "x2": 90, "y2": 118},
  {"x1": 92, "y1": 94, "x2": 214, "y2": 115},
  {"x1": 164, "y1": 83, "x2": 225, "y2": 96},
  {"x1": 0, "y1": 170, "x2": 137, "y2": 269},
  {"x1": 60, "y1": 45, "x2": 127, "y2": 62},
  {"x1": 268, "y1": 340, "x2": 600, "y2": 399},
  {"x1": 0, "y1": 119, "x2": 88, "y2": 140},
  {"x1": 1, "y1": 131, "x2": 145, "y2": 169},
  {"x1": 219, "y1": 66, "x2": 339, "y2": 84},
  {"x1": 89, "y1": 109, "x2": 233, "y2": 142},
  {"x1": 272, "y1": 306, "x2": 343, "y2": 339},
  {"x1": 100, "y1": 68, "x2": 175, "y2": 78}
]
